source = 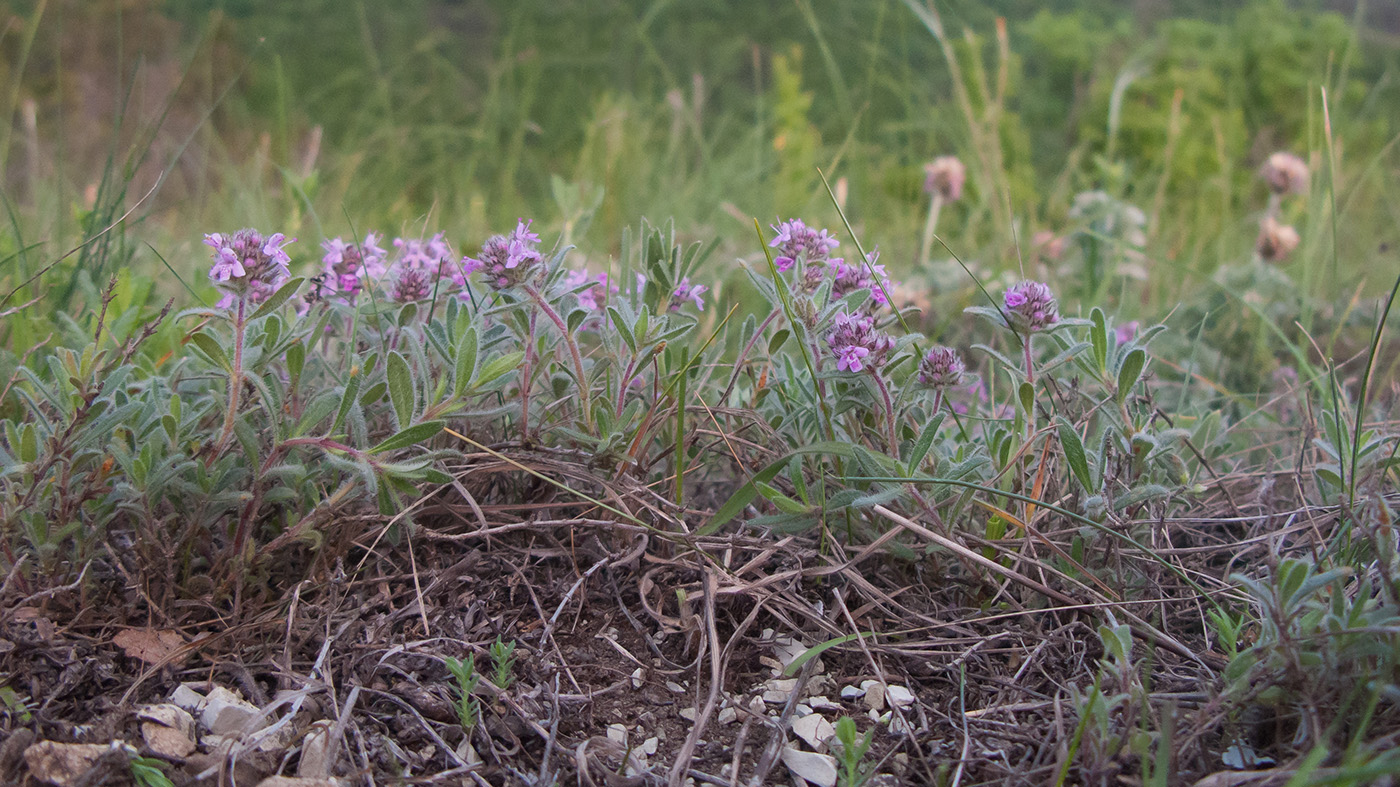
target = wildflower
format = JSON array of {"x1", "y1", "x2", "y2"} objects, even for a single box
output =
[
  {"x1": 827, "y1": 312, "x2": 893, "y2": 373},
  {"x1": 923, "y1": 156, "x2": 966, "y2": 202},
  {"x1": 320, "y1": 233, "x2": 387, "y2": 302},
  {"x1": 1256, "y1": 216, "x2": 1301, "y2": 263},
  {"x1": 671, "y1": 278, "x2": 708, "y2": 311},
  {"x1": 917, "y1": 345, "x2": 965, "y2": 390},
  {"x1": 204, "y1": 229, "x2": 295, "y2": 304},
  {"x1": 562, "y1": 269, "x2": 619, "y2": 312},
  {"x1": 1261, "y1": 152, "x2": 1309, "y2": 196},
  {"x1": 1114, "y1": 321, "x2": 1140, "y2": 345},
  {"x1": 393, "y1": 233, "x2": 454, "y2": 273},
  {"x1": 830, "y1": 247, "x2": 893, "y2": 307},
  {"x1": 1003, "y1": 281, "x2": 1059, "y2": 333},
  {"x1": 390, "y1": 266, "x2": 434, "y2": 303},
  {"x1": 770, "y1": 218, "x2": 840, "y2": 273},
  {"x1": 464, "y1": 220, "x2": 544, "y2": 290}
]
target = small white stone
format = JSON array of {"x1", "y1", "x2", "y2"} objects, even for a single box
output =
[
  {"x1": 794, "y1": 704, "x2": 813, "y2": 717},
  {"x1": 806, "y1": 695, "x2": 842, "y2": 711},
  {"x1": 170, "y1": 684, "x2": 206, "y2": 713},
  {"x1": 298, "y1": 721, "x2": 335, "y2": 779},
  {"x1": 839, "y1": 685, "x2": 865, "y2": 700},
  {"x1": 678, "y1": 708, "x2": 697, "y2": 721},
  {"x1": 772, "y1": 636, "x2": 810, "y2": 670},
  {"x1": 780, "y1": 746, "x2": 838, "y2": 787},
  {"x1": 665, "y1": 681, "x2": 686, "y2": 694},
  {"x1": 717, "y1": 707, "x2": 737, "y2": 725},
  {"x1": 201, "y1": 686, "x2": 260, "y2": 736},
  {"x1": 631, "y1": 668, "x2": 644, "y2": 689},
  {"x1": 640, "y1": 737, "x2": 659, "y2": 756},
  {"x1": 791, "y1": 713, "x2": 836, "y2": 750},
  {"x1": 137, "y1": 704, "x2": 197, "y2": 759},
  {"x1": 885, "y1": 685, "x2": 916, "y2": 707},
  {"x1": 606, "y1": 724, "x2": 628, "y2": 746},
  {"x1": 860, "y1": 681, "x2": 885, "y2": 711}
]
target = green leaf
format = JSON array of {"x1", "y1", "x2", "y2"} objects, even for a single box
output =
[
  {"x1": 286, "y1": 340, "x2": 305, "y2": 388},
  {"x1": 295, "y1": 391, "x2": 340, "y2": 437},
  {"x1": 453, "y1": 326, "x2": 479, "y2": 398},
  {"x1": 609, "y1": 308, "x2": 636, "y2": 352},
  {"x1": 1018, "y1": 381, "x2": 1035, "y2": 417},
  {"x1": 332, "y1": 373, "x2": 362, "y2": 436},
  {"x1": 782, "y1": 632, "x2": 874, "y2": 677},
  {"x1": 249, "y1": 277, "x2": 304, "y2": 320},
  {"x1": 476, "y1": 351, "x2": 525, "y2": 388},
  {"x1": 1116, "y1": 348, "x2": 1147, "y2": 404},
  {"x1": 768, "y1": 329, "x2": 791, "y2": 354},
  {"x1": 387, "y1": 351, "x2": 414, "y2": 430},
  {"x1": 189, "y1": 332, "x2": 230, "y2": 370},
  {"x1": 1056, "y1": 416, "x2": 1094, "y2": 492},
  {"x1": 756, "y1": 482, "x2": 810, "y2": 515},
  {"x1": 906, "y1": 413, "x2": 944, "y2": 475},
  {"x1": 1091, "y1": 307, "x2": 1108, "y2": 373},
  {"x1": 701, "y1": 441, "x2": 858, "y2": 535},
  {"x1": 370, "y1": 420, "x2": 446, "y2": 454}
]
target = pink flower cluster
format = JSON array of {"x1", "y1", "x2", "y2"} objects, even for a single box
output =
[
  {"x1": 917, "y1": 345, "x2": 965, "y2": 390},
  {"x1": 830, "y1": 249, "x2": 893, "y2": 307},
  {"x1": 319, "y1": 233, "x2": 387, "y2": 303},
  {"x1": 827, "y1": 312, "x2": 894, "y2": 373},
  {"x1": 770, "y1": 218, "x2": 840, "y2": 273},
  {"x1": 1003, "y1": 280, "x2": 1059, "y2": 333},
  {"x1": 463, "y1": 220, "x2": 544, "y2": 290},
  {"x1": 205, "y1": 229, "x2": 295, "y2": 307}
]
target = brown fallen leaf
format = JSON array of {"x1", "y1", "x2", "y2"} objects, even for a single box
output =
[{"x1": 113, "y1": 628, "x2": 186, "y2": 665}]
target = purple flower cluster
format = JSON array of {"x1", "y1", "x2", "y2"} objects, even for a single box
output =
[
  {"x1": 463, "y1": 220, "x2": 544, "y2": 290},
  {"x1": 319, "y1": 233, "x2": 387, "y2": 303},
  {"x1": 205, "y1": 229, "x2": 295, "y2": 307},
  {"x1": 917, "y1": 345, "x2": 965, "y2": 390},
  {"x1": 671, "y1": 278, "x2": 708, "y2": 312},
  {"x1": 827, "y1": 312, "x2": 894, "y2": 373},
  {"x1": 1003, "y1": 281, "x2": 1059, "y2": 333},
  {"x1": 387, "y1": 233, "x2": 456, "y2": 303},
  {"x1": 770, "y1": 218, "x2": 840, "y2": 273},
  {"x1": 830, "y1": 248, "x2": 893, "y2": 307}
]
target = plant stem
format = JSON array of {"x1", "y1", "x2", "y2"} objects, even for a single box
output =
[
  {"x1": 212, "y1": 296, "x2": 247, "y2": 460},
  {"x1": 519, "y1": 308, "x2": 536, "y2": 442},
  {"x1": 919, "y1": 192, "x2": 945, "y2": 269},
  {"x1": 525, "y1": 285, "x2": 593, "y2": 431},
  {"x1": 1022, "y1": 331, "x2": 1035, "y2": 385},
  {"x1": 871, "y1": 370, "x2": 898, "y2": 454}
]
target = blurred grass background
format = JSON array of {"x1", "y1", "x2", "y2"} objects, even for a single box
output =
[{"x1": 2, "y1": 0, "x2": 1399, "y2": 355}]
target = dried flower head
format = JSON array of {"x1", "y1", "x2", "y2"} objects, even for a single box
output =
[
  {"x1": 827, "y1": 312, "x2": 894, "y2": 373},
  {"x1": 1256, "y1": 216, "x2": 1301, "y2": 263},
  {"x1": 1003, "y1": 281, "x2": 1059, "y2": 333},
  {"x1": 1261, "y1": 152, "x2": 1309, "y2": 196},
  {"x1": 464, "y1": 220, "x2": 544, "y2": 290},
  {"x1": 205, "y1": 229, "x2": 295, "y2": 305},
  {"x1": 917, "y1": 346, "x2": 965, "y2": 390},
  {"x1": 320, "y1": 233, "x2": 387, "y2": 302},
  {"x1": 923, "y1": 156, "x2": 966, "y2": 202},
  {"x1": 770, "y1": 218, "x2": 840, "y2": 273}
]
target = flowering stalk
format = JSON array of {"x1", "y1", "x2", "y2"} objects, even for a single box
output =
[
  {"x1": 869, "y1": 370, "x2": 899, "y2": 454},
  {"x1": 918, "y1": 193, "x2": 944, "y2": 269},
  {"x1": 519, "y1": 309, "x2": 537, "y2": 442},
  {"x1": 524, "y1": 284, "x2": 594, "y2": 431},
  {"x1": 212, "y1": 296, "x2": 247, "y2": 460}
]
